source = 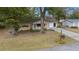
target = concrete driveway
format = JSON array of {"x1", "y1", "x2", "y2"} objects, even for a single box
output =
[{"x1": 54, "y1": 28, "x2": 79, "y2": 41}]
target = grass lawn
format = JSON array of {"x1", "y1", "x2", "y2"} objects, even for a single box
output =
[
  {"x1": 0, "y1": 29, "x2": 78, "y2": 51},
  {"x1": 65, "y1": 28, "x2": 79, "y2": 33}
]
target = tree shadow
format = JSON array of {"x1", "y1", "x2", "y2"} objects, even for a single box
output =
[{"x1": 18, "y1": 30, "x2": 40, "y2": 35}]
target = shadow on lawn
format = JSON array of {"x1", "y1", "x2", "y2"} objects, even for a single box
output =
[{"x1": 18, "y1": 30, "x2": 40, "y2": 34}]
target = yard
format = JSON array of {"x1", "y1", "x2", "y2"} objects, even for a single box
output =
[
  {"x1": 65, "y1": 28, "x2": 79, "y2": 33},
  {"x1": 0, "y1": 29, "x2": 78, "y2": 51}
]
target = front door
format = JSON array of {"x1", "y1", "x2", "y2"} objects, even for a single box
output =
[
  {"x1": 48, "y1": 23, "x2": 54, "y2": 29},
  {"x1": 54, "y1": 23, "x2": 56, "y2": 27}
]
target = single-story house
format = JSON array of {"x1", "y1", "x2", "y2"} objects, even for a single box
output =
[
  {"x1": 19, "y1": 16, "x2": 58, "y2": 31},
  {"x1": 32, "y1": 20, "x2": 57, "y2": 30},
  {"x1": 32, "y1": 16, "x2": 58, "y2": 30},
  {"x1": 60, "y1": 19, "x2": 79, "y2": 28}
]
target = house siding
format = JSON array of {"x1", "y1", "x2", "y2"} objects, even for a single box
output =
[
  {"x1": 62, "y1": 19, "x2": 79, "y2": 28},
  {"x1": 32, "y1": 21, "x2": 57, "y2": 30}
]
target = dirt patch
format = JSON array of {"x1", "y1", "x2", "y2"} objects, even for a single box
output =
[{"x1": 0, "y1": 29, "x2": 78, "y2": 50}]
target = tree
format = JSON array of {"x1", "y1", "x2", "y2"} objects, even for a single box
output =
[
  {"x1": 48, "y1": 7, "x2": 67, "y2": 43},
  {"x1": 48, "y1": 7, "x2": 66, "y2": 22},
  {"x1": 0, "y1": 7, "x2": 31, "y2": 35},
  {"x1": 40, "y1": 7, "x2": 46, "y2": 33},
  {"x1": 29, "y1": 8, "x2": 35, "y2": 31},
  {"x1": 69, "y1": 11, "x2": 79, "y2": 19},
  {"x1": 5, "y1": 19, "x2": 20, "y2": 35},
  {"x1": 19, "y1": 7, "x2": 39, "y2": 32}
]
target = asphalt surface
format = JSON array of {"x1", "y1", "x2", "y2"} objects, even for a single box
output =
[{"x1": 39, "y1": 43, "x2": 79, "y2": 51}]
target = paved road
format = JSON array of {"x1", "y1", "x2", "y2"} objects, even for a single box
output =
[
  {"x1": 39, "y1": 43, "x2": 79, "y2": 51},
  {"x1": 39, "y1": 28, "x2": 79, "y2": 51}
]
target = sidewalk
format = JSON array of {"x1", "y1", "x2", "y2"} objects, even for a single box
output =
[{"x1": 54, "y1": 28, "x2": 79, "y2": 41}]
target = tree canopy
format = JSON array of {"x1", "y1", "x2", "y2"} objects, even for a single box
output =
[
  {"x1": 48, "y1": 7, "x2": 66, "y2": 22},
  {"x1": 0, "y1": 7, "x2": 79, "y2": 30}
]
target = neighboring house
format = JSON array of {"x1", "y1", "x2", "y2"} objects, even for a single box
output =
[
  {"x1": 19, "y1": 24, "x2": 31, "y2": 31},
  {"x1": 60, "y1": 19, "x2": 79, "y2": 28}
]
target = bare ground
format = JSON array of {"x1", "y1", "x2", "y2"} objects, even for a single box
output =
[
  {"x1": 0, "y1": 29, "x2": 78, "y2": 51},
  {"x1": 65, "y1": 28, "x2": 79, "y2": 33}
]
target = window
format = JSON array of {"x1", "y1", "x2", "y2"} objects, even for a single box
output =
[
  {"x1": 22, "y1": 25, "x2": 29, "y2": 27},
  {"x1": 37, "y1": 24, "x2": 41, "y2": 27}
]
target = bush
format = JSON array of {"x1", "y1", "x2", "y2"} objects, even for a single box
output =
[
  {"x1": 31, "y1": 30, "x2": 40, "y2": 32},
  {"x1": 55, "y1": 39, "x2": 66, "y2": 44},
  {"x1": 5, "y1": 19, "x2": 20, "y2": 28},
  {"x1": 55, "y1": 35, "x2": 66, "y2": 44},
  {"x1": 5, "y1": 19, "x2": 20, "y2": 34},
  {"x1": 0, "y1": 19, "x2": 6, "y2": 29},
  {"x1": 70, "y1": 26, "x2": 78, "y2": 28},
  {"x1": 0, "y1": 22, "x2": 5, "y2": 29},
  {"x1": 0, "y1": 25, "x2": 5, "y2": 28},
  {"x1": 57, "y1": 24, "x2": 62, "y2": 28}
]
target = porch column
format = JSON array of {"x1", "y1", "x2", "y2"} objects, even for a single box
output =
[{"x1": 78, "y1": 23, "x2": 79, "y2": 28}]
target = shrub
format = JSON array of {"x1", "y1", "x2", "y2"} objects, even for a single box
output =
[
  {"x1": 55, "y1": 35, "x2": 66, "y2": 44},
  {"x1": 0, "y1": 23, "x2": 5, "y2": 28},
  {"x1": 57, "y1": 24, "x2": 62, "y2": 28},
  {"x1": 70, "y1": 26, "x2": 78, "y2": 28},
  {"x1": 5, "y1": 19, "x2": 20, "y2": 28},
  {"x1": 55, "y1": 39, "x2": 65, "y2": 44},
  {"x1": 5, "y1": 19, "x2": 20, "y2": 34},
  {"x1": 0, "y1": 19, "x2": 6, "y2": 29}
]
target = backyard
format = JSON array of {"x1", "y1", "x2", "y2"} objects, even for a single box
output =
[{"x1": 0, "y1": 29, "x2": 78, "y2": 50}]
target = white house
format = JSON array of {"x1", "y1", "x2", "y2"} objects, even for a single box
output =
[
  {"x1": 60, "y1": 19, "x2": 79, "y2": 28},
  {"x1": 32, "y1": 15, "x2": 57, "y2": 30},
  {"x1": 32, "y1": 20, "x2": 57, "y2": 30},
  {"x1": 19, "y1": 15, "x2": 58, "y2": 31}
]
